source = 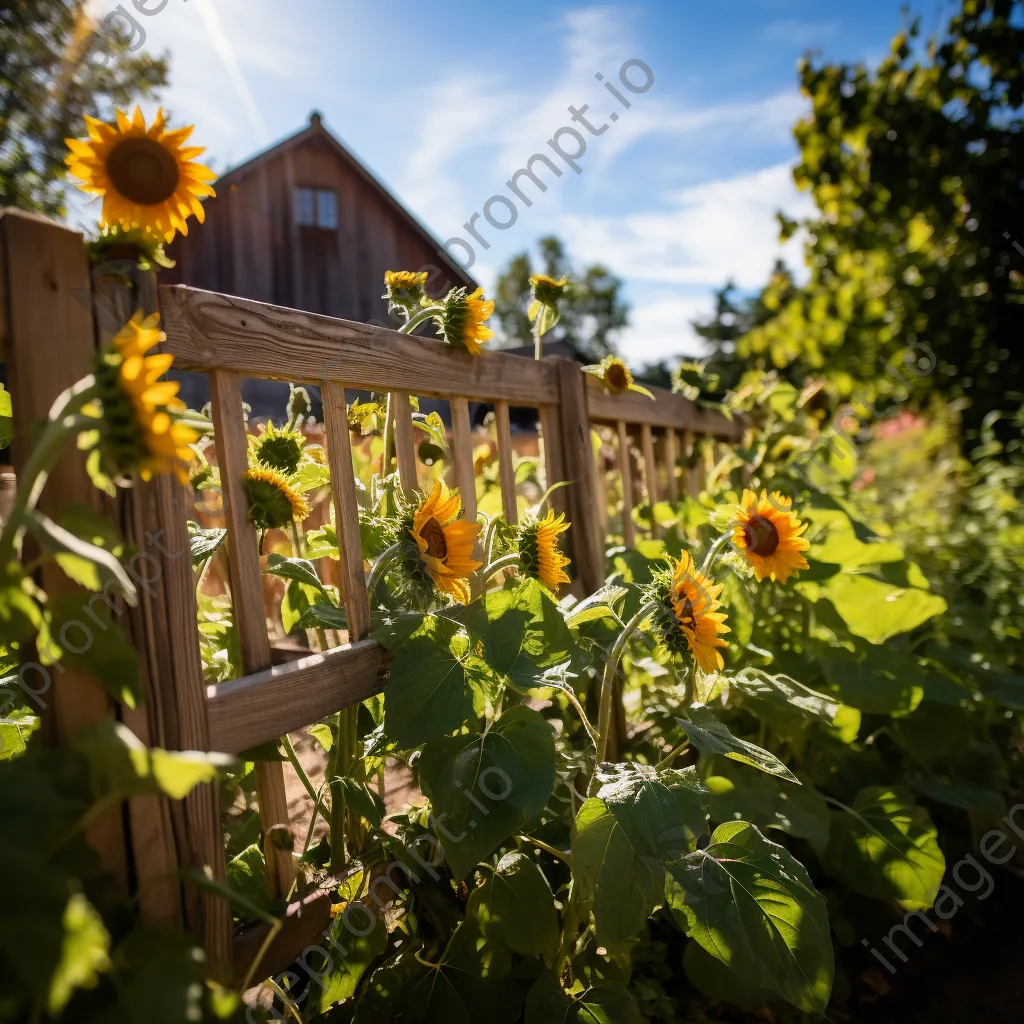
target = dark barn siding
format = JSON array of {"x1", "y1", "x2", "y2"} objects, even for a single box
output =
[{"x1": 163, "y1": 116, "x2": 476, "y2": 419}]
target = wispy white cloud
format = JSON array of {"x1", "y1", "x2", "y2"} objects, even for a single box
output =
[
  {"x1": 557, "y1": 161, "x2": 812, "y2": 290},
  {"x1": 617, "y1": 294, "x2": 718, "y2": 366},
  {"x1": 760, "y1": 19, "x2": 840, "y2": 47}
]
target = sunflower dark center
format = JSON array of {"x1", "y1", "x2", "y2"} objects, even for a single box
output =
[
  {"x1": 744, "y1": 514, "x2": 780, "y2": 556},
  {"x1": 106, "y1": 137, "x2": 179, "y2": 205},
  {"x1": 606, "y1": 363, "x2": 629, "y2": 391},
  {"x1": 421, "y1": 517, "x2": 448, "y2": 559},
  {"x1": 675, "y1": 595, "x2": 696, "y2": 631}
]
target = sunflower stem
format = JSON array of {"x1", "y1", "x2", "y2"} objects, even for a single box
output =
[
  {"x1": 591, "y1": 599, "x2": 659, "y2": 793},
  {"x1": 517, "y1": 833, "x2": 571, "y2": 866},
  {"x1": 478, "y1": 552, "x2": 521, "y2": 586},
  {"x1": 397, "y1": 306, "x2": 440, "y2": 335},
  {"x1": 0, "y1": 380, "x2": 97, "y2": 568},
  {"x1": 381, "y1": 392, "x2": 394, "y2": 498},
  {"x1": 482, "y1": 514, "x2": 503, "y2": 565},
  {"x1": 699, "y1": 531, "x2": 733, "y2": 578},
  {"x1": 281, "y1": 733, "x2": 319, "y2": 807},
  {"x1": 365, "y1": 542, "x2": 403, "y2": 604}
]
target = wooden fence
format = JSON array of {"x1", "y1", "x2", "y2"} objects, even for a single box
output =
[{"x1": 0, "y1": 209, "x2": 742, "y2": 982}]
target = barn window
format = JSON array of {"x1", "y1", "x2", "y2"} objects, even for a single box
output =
[
  {"x1": 316, "y1": 189, "x2": 338, "y2": 229},
  {"x1": 294, "y1": 187, "x2": 338, "y2": 229},
  {"x1": 294, "y1": 187, "x2": 316, "y2": 226}
]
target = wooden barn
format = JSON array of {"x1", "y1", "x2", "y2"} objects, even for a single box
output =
[{"x1": 163, "y1": 112, "x2": 478, "y2": 418}]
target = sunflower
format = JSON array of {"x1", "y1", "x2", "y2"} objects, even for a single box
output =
[
  {"x1": 473, "y1": 444, "x2": 494, "y2": 474},
  {"x1": 732, "y1": 489, "x2": 810, "y2": 584},
  {"x1": 243, "y1": 466, "x2": 311, "y2": 530},
  {"x1": 654, "y1": 552, "x2": 730, "y2": 673},
  {"x1": 529, "y1": 273, "x2": 569, "y2": 302},
  {"x1": 518, "y1": 510, "x2": 572, "y2": 592},
  {"x1": 65, "y1": 107, "x2": 216, "y2": 243},
  {"x1": 248, "y1": 421, "x2": 306, "y2": 475},
  {"x1": 433, "y1": 287, "x2": 494, "y2": 356},
  {"x1": 407, "y1": 480, "x2": 481, "y2": 602},
  {"x1": 384, "y1": 270, "x2": 429, "y2": 294},
  {"x1": 583, "y1": 356, "x2": 655, "y2": 399},
  {"x1": 91, "y1": 313, "x2": 198, "y2": 481}
]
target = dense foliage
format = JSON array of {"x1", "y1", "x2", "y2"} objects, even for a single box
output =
[{"x1": 697, "y1": 0, "x2": 1024, "y2": 443}]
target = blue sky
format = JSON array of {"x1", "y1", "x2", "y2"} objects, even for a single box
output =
[{"x1": 84, "y1": 0, "x2": 936, "y2": 363}]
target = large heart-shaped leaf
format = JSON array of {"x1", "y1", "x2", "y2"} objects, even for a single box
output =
[
  {"x1": 665, "y1": 821, "x2": 833, "y2": 1014},
  {"x1": 461, "y1": 578, "x2": 579, "y2": 689},
  {"x1": 525, "y1": 974, "x2": 643, "y2": 1023},
  {"x1": 824, "y1": 786, "x2": 945, "y2": 910},
  {"x1": 726, "y1": 668, "x2": 860, "y2": 742},
  {"x1": 418, "y1": 706, "x2": 555, "y2": 878},
  {"x1": 819, "y1": 645, "x2": 925, "y2": 715},
  {"x1": 675, "y1": 704, "x2": 800, "y2": 783},
  {"x1": 356, "y1": 941, "x2": 521, "y2": 1024},
  {"x1": 572, "y1": 765, "x2": 709, "y2": 948},
  {"x1": 819, "y1": 573, "x2": 946, "y2": 644},
  {"x1": 705, "y1": 760, "x2": 831, "y2": 849},
  {"x1": 308, "y1": 905, "x2": 388, "y2": 1012},
  {"x1": 683, "y1": 941, "x2": 775, "y2": 1012},
  {"x1": 466, "y1": 852, "x2": 559, "y2": 962},
  {"x1": 73, "y1": 720, "x2": 233, "y2": 802},
  {"x1": 263, "y1": 553, "x2": 329, "y2": 597},
  {"x1": 384, "y1": 615, "x2": 477, "y2": 748}
]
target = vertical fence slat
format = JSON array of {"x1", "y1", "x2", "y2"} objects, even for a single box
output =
[
  {"x1": 0, "y1": 210, "x2": 130, "y2": 889},
  {"x1": 555, "y1": 359, "x2": 604, "y2": 594},
  {"x1": 209, "y1": 370, "x2": 296, "y2": 898},
  {"x1": 450, "y1": 396, "x2": 477, "y2": 528},
  {"x1": 681, "y1": 429, "x2": 697, "y2": 496},
  {"x1": 322, "y1": 383, "x2": 371, "y2": 640},
  {"x1": 494, "y1": 399, "x2": 518, "y2": 525},
  {"x1": 594, "y1": 430, "x2": 609, "y2": 530},
  {"x1": 147, "y1": 472, "x2": 233, "y2": 973},
  {"x1": 641, "y1": 423, "x2": 659, "y2": 511},
  {"x1": 664, "y1": 427, "x2": 679, "y2": 504},
  {"x1": 392, "y1": 391, "x2": 418, "y2": 497},
  {"x1": 616, "y1": 420, "x2": 636, "y2": 548},
  {"x1": 539, "y1": 404, "x2": 567, "y2": 522}
]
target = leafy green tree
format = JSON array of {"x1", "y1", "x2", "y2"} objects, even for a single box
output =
[
  {"x1": 493, "y1": 236, "x2": 629, "y2": 361},
  {"x1": 0, "y1": 0, "x2": 168, "y2": 217},
  {"x1": 735, "y1": 0, "x2": 1023, "y2": 440},
  {"x1": 692, "y1": 260, "x2": 798, "y2": 393}
]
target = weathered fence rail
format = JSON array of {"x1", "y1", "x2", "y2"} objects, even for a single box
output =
[{"x1": 0, "y1": 208, "x2": 743, "y2": 981}]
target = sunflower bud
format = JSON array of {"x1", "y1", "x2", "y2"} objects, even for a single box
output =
[
  {"x1": 286, "y1": 384, "x2": 312, "y2": 428},
  {"x1": 383, "y1": 270, "x2": 430, "y2": 314},
  {"x1": 527, "y1": 273, "x2": 569, "y2": 341},
  {"x1": 251, "y1": 420, "x2": 306, "y2": 475}
]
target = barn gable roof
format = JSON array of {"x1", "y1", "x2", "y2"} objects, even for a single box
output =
[{"x1": 216, "y1": 112, "x2": 478, "y2": 291}]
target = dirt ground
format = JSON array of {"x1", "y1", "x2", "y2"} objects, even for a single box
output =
[{"x1": 845, "y1": 870, "x2": 1024, "y2": 1024}]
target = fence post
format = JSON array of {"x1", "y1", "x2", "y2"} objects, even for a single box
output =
[
  {"x1": 0, "y1": 209, "x2": 130, "y2": 890},
  {"x1": 554, "y1": 358, "x2": 603, "y2": 594},
  {"x1": 555, "y1": 359, "x2": 625, "y2": 760}
]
